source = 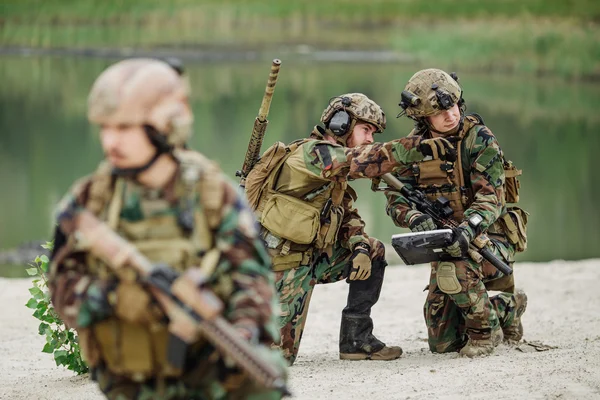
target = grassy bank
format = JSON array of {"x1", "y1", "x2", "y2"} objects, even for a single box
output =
[
  {"x1": 1, "y1": 0, "x2": 599, "y2": 80},
  {"x1": 3, "y1": 0, "x2": 600, "y2": 20}
]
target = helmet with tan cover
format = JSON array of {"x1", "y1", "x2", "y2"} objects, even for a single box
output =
[
  {"x1": 399, "y1": 69, "x2": 462, "y2": 118},
  {"x1": 321, "y1": 93, "x2": 386, "y2": 135},
  {"x1": 87, "y1": 58, "x2": 193, "y2": 148}
]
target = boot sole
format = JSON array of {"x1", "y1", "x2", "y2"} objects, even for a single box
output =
[{"x1": 339, "y1": 353, "x2": 402, "y2": 361}]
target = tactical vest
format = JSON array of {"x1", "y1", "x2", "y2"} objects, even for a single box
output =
[
  {"x1": 248, "y1": 140, "x2": 347, "y2": 271},
  {"x1": 79, "y1": 149, "x2": 224, "y2": 380},
  {"x1": 408, "y1": 115, "x2": 528, "y2": 253}
]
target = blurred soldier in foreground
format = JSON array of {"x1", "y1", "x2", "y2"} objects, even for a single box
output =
[
  {"x1": 385, "y1": 68, "x2": 529, "y2": 357},
  {"x1": 243, "y1": 93, "x2": 454, "y2": 364},
  {"x1": 48, "y1": 58, "x2": 287, "y2": 399}
]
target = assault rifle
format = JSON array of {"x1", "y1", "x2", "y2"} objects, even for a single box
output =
[
  {"x1": 237, "y1": 59, "x2": 282, "y2": 187},
  {"x1": 375, "y1": 173, "x2": 513, "y2": 276},
  {"x1": 68, "y1": 209, "x2": 289, "y2": 395}
]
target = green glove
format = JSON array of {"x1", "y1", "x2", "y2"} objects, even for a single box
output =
[
  {"x1": 444, "y1": 227, "x2": 471, "y2": 258},
  {"x1": 408, "y1": 213, "x2": 437, "y2": 232},
  {"x1": 77, "y1": 279, "x2": 117, "y2": 328}
]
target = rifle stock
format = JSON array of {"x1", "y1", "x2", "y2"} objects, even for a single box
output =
[
  {"x1": 72, "y1": 210, "x2": 289, "y2": 394},
  {"x1": 237, "y1": 59, "x2": 282, "y2": 186},
  {"x1": 379, "y1": 173, "x2": 513, "y2": 276}
]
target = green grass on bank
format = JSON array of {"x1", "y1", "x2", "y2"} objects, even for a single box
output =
[
  {"x1": 392, "y1": 19, "x2": 600, "y2": 80},
  {"x1": 2, "y1": 0, "x2": 600, "y2": 21},
  {"x1": 1, "y1": 0, "x2": 600, "y2": 80}
]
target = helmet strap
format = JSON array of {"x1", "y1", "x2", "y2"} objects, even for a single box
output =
[
  {"x1": 111, "y1": 125, "x2": 173, "y2": 178},
  {"x1": 144, "y1": 125, "x2": 174, "y2": 154},
  {"x1": 111, "y1": 150, "x2": 163, "y2": 178}
]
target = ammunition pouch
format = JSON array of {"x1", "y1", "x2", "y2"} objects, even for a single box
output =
[
  {"x1": 314, "y1": 204, "x2": 343, "y2": 249},
  {"x1": 270, "y1": 251, "x2": 304, "y2": 272},
  {"x1": 90, "y1": 317, "x2": 182, "y2": 379},
  {"x1": 261, "y1": 193, "x2": 320, "y2": 245},
  {"x1": 416, "y1": 159, "x2": 454, "y2": 184},
  {"x1": 495, "y1": 207, "x2": 529, "y2": 253}
]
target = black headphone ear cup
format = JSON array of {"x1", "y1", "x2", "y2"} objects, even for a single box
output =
[{"x1": 328, "y1": 110, "x2": 352, "y2": 136}]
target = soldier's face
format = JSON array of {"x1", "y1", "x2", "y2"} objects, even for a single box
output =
[
  {"x1": 347, "y1": 122, "x2": 377, "y2": 147},
  {"x1": 427, "y1": 104, "x2": 460, "y2": 133},
  {"x1": 100, "y1": 124, "x2": 156, "y2": 169}
]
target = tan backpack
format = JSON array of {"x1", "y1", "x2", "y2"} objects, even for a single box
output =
[{"x1": 244, "y1": 140, "x2": 307, "y2": 212}]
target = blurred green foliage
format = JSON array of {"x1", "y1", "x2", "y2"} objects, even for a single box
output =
[
  {"x1": 1, "y1": 56, "x2": 598, "y2": 273},
  {"x1": 1, "y1": 0, "x2": 599, "y2": 79}
]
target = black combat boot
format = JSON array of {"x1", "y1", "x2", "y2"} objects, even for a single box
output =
[{"x1": 339, "y1": 260, "x2": 402, "y2": 360}]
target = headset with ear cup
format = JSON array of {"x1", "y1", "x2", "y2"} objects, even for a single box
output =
[{"x1": 327, "y1": 96, "x2": 353, "y2": 136}]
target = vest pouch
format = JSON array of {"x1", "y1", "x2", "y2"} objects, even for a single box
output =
[
  {"x1": 504, "y1": 160, "x2": 522, "y2": 204},
  {"x1": 94, "y1": 318, "x2": 173, "y2": 378},
  {"x1": 314, "y1": 205, "x2": 343, "y2": 249},
  {"x1": 260, "y1": 193, "x2": 320, "y2": 245},
  {"x1": 416, "y1": 159, "x2": 454, "y2": 186},
  {"x1": 498, "y1": 207, "x2": 529, "y2": 252},
  {"x1": 270, "y1": 251, "x2": 304, "y2": 272},
  {"x1": 77, "y1": 327, "x2": 101, "y2": 368},
  {"x1": 134, "y1": 239, "x2": 195, "y2": 273}
]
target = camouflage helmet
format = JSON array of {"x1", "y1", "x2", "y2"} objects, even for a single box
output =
[
  {"x1": 321, "y1": 93, "x2": 386, "y2": 133},
  {"x1": 399, "y1": 69, "x2": 462, "y2": 118},
  {"x1": 87, "y1": 58, "x2": 193, "y2": 148}
]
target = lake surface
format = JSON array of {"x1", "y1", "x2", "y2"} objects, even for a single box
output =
[{"x1": 1, "y1": 55, "x2": 598, "y2": 276}]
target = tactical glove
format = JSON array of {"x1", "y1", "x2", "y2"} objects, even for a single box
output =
[
  {"x1": 408, "y1": 213, "x2": 437, "y2": 232},
  {"x1": 419, "y1": 137, "x2": 456, "y2": 161},
  {"x1": 348, "y1": 244, "x2": 372, "y2": 281},
  {"x1": 444, "y1": 227, "x2": 471, "y2": 258}
]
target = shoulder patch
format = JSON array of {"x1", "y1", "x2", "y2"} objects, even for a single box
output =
[{"x1": 314, "y1": 143, "x2": 334, "y2": 171}]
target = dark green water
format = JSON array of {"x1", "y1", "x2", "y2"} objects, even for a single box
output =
[{"x1": 1, "y1": 55, "x2": 599, "y2": 277}]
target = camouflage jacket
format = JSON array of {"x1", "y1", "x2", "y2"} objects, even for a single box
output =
[
  {"x1": 271, "y1": 127, "x2": 427, "y2": 250},
  {"x1": 386, "y1": 122, "x2": 506, "y2": 235},
  {"x1": 49, "y1": 158, "x2": 281, "y2": 345}
]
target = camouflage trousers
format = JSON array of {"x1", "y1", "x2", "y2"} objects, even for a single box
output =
[
  {"x1": 425, "y1": 237, "x2": 520, "y2": 353},
  {"x1": 274, "y1": 237, "x2": 386, "y2": 365},
  {"x1": 92, "y1": 347, "x2": 285, "y2": 400}
]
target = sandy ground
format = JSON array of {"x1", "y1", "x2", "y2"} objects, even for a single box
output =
[{"x1": 1, "y1": 259, "x2": 600, "y2": 400}]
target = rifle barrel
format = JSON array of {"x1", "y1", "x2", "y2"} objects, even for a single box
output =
[{"x1": 257, "y1": 59, "x2": 281, "y2": 122}]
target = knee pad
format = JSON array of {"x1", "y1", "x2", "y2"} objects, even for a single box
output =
[{"x1": 436, "y1": 261, "x2": 462, "y2": 294}]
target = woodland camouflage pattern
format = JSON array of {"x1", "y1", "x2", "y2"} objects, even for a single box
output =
[
  {"x1": 49, "y1": 167, "x2": 286, "y2": 399},
  {"x1": 387, "y1": 124, "x2": 507, "y2": 233},
  {"x1": 386, "y1": 118, "x2": 525, "y2": 352},
  {"x1": 271, "y1": 126, "x2": 432, "y2": 364},
  {"x1": 276, "y1": 236, "x2": 386, "y2": 363},
  {"x1": 305, "y1": 128, "x2": 426, "y2": 182}
]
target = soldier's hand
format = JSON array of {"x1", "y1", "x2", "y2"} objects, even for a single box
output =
[
  {"x1": 408, "y1": 213, "x2": 437, "y2": 232},
  {"x1": 348, "y1": 244, "x2": 372, "y2": 281},
  {"x1": 78, "y1": 279, "x2": 117, "y2": 328},
  {"x1": 444, "y1": 227, "x2": 471, "y2": 258},
  {"x1": 418, "y1": 137, "x2": 456, "y2": 161}
]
